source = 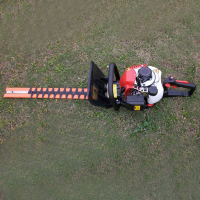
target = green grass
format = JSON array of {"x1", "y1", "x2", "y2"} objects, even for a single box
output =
[{"x1": 1, "y1": 0, "x2": 200, "y2": 199}]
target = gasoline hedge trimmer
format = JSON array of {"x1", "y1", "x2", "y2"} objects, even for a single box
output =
[{"x1": 4, "y1": 61, "x2": 196, "y2": 111}]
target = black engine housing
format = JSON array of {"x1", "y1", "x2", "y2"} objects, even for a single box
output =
[{"x1": 125, "y1": 95, "x2": 145, "y2": 111}]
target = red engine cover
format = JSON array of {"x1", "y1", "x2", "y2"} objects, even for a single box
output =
[{"x1": 119, "y1": 64, "x2": 146, "y2": 97}]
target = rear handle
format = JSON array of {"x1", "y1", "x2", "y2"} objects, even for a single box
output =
[{"x1": 163, "y1": 76, "x2": 196, "y2": 97}]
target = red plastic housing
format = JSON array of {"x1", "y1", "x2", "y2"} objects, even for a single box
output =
[{"x1": 119, "y1": 64, "x2": 146, "y2": 97}]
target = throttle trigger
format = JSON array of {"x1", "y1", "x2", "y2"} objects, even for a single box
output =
[{"x1": 165, "y1": 83, "x2": 170, "y2": 88}]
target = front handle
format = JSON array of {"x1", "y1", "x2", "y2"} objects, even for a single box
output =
[{"x1": 108, "y1": 63, "x2": 120, "y2": 111}]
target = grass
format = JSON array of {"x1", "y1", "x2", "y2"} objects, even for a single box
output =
[{"x1": 0, "y1": 0, "x2": 200, "y2": 199}]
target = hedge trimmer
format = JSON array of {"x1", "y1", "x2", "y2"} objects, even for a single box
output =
[{"x1": 4, "y1": 61, "x2": 196, "y2": 111}]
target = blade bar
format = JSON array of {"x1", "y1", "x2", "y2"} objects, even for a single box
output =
[{"x1": 4, "y1": 87, "x2": 88, "y2": 99}]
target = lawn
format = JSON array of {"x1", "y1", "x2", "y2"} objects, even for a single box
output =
[{"x1": 0, "y1": 0, "x2": 200, "y2": 199}]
